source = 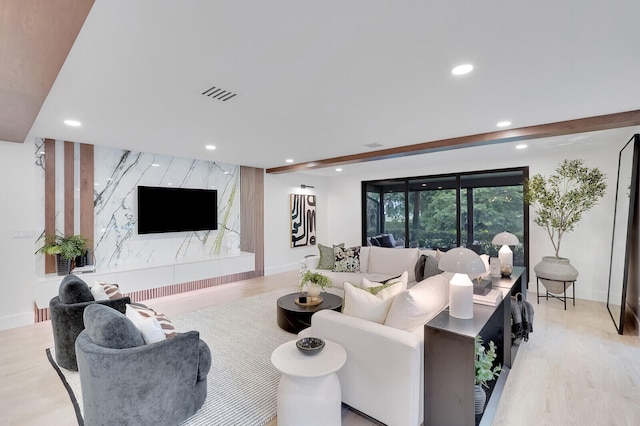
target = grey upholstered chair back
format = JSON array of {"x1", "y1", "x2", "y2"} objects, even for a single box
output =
[{"x1": 49, "y1": 275, "x2": 129, "y2": 371}]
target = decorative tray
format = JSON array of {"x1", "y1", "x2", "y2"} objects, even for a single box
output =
[{"x1": 295, "y1": 296, "x2": 323, "y2": 307}]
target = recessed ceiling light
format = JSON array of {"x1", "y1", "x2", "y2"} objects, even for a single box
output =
[
  {"x1": 151, "y1": 163, "x2": 160, "y2": 167},
  {"x1": 205, "y1": 145, "x2": 216, "y2": 150},
  {"x1": 285, "y1": 159, "x2": 294, "y2": 163},
  {"x1": 497, "y1": 121, "x2": 512, "y2": 127},
  {"x1": 64, "y1": 119, "x2": 81, "y2": 127},
  {"x1": 335, "y1": 168, "x2": 343, "y2": 172},
  {"x1": 451, "y1": 64, "x2": 473, "y2": 75},
  {"x1": 516, "y1": 144, "x2": 528, "y2": 150}
]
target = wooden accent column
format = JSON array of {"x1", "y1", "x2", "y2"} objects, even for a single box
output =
[
  {"x1": 79, "y1": 144, "x2": 94, "y2": 253},
  {"x1": 44, "y1": 138, "x2": 56, "y2": 273},
  {"x1": 64, "y1": 142, "x2": 74, "y2": 236},
  {"x1": 240, "y1": 166, "x2": 264, "y2": 276}
]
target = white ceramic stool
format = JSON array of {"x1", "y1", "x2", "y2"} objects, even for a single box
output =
[{"x1": 271, "y1": 339, "x2": 346, "y2": 426}]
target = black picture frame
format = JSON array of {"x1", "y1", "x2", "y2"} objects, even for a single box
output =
[{"x1": 606, "y1": 134, "x2": 639, "y2": 334}]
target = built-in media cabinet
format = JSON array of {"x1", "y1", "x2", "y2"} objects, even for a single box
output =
[
  {"x1": 35, "y1": 252, "x2": 255, "y2": 310},
  {"x1": 424, "y1": 266, "x2": 526, "y2": 426}
]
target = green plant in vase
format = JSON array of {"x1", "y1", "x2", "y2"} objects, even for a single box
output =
[
  {"x1": 474, "y1": 336, "x2": 501, "y2": 415},
  {"x1": 36, "y1": 233, "x2": 89, "y2": 275},
  {"x1": 298, "y1": 270, "x2": 332, "y2": 299}
]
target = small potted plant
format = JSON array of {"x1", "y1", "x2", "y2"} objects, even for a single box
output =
[
  {"x1": 474, "y1": 336, "x2": 501, "y2": 415},
  {"x1": 36, "y1": 233, "x2": 89, "y2": 275},
  {"x1": 298, "y1": 270, "x2": 332, "y2": 300}
]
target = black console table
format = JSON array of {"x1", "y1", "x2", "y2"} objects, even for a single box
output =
[{"x1": 424, "y1": 267, "x2": 525, "y2": 426}]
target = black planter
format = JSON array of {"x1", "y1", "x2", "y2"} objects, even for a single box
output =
[
  {"x1": 75, "y1": 251, "x2": 88, "y2": 268},
  {"x1": 56, "y1": 255, "x2": 73, "y2": 276}
]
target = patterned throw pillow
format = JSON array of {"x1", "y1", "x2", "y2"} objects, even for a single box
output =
[
  {"x1": 317, "y1": 243, "x2": 344, "y2": 270},
  {"x1": 91, "y1": 281, "x2": 124, "y2": 301},
  {"x1": 126, "y1": 304, "x2": 177, "y2": 340},
  {"x1": 333, "y1": 246, "x2": 361, "y2": 272}
]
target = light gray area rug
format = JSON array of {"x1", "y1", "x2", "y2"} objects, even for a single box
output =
[{"x1": 48, "y1": 287, "x2": 297, "y2": 426}]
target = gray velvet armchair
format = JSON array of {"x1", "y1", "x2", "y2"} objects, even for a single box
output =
[
  {"x1": 49, "y1": 274, "x2": 130, "y2": 371},
  {"x1": 75, "y1": 303, "x2": 211, "y2": 426}
]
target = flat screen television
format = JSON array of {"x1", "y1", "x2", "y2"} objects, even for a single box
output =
[{"x1": 137, "y1": 186, "x2": 218, "y2": 234}]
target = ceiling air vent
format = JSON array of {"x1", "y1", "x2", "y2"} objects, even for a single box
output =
[
  {"x1": 365, "y1": 142, "x2": 383, "y2": 148},
  {"x1": 201, "y1": 86, "x2": 238, "y2": 102}
]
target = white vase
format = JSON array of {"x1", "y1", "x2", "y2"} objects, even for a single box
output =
[
  {"x1": 534, "y1": 256, "x2": 579, "y2": 294},
  {"x1": 307, "y1": 283, "x2": 322, "y2": 298},
  {"x1": 474, "y1": 384, "x2": 486, "y2": 415}
]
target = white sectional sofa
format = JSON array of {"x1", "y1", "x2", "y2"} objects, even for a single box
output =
[
  {"x1": 301, "y1": 245, "x2": 436, "y2": 295},
  {"x1": 299, "y1": 269, "x2": 453, "y2": 426}
]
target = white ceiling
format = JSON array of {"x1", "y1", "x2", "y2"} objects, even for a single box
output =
[{"x1": 26, "y1": 0, "x2": 640, "y2": 175}]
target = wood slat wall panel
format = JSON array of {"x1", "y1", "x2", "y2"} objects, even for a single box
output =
[
  {"x1": 240, "y1": 166, "x2": 265, "y2": 276},
  {"x1": 64, "y1": 142, "x2": 74, "y2": 236},
  {"x1": 44, "y1": 138, "x2": 56, "y2": 273},
  {"x1": 79, "y1": 144, "x2": 94, "y2": 252}
]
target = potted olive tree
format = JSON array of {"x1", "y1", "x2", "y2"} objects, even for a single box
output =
[
  {"x1": 525, "y1": 159, "x2": 606, "y2": 293},
  {"x1": 36, "y1": 233, "x2": 89, "y2": 275}
]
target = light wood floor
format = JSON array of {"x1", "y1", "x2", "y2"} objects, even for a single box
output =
[{"x1": 1, "y1": 271, "x2": 639, "y2": 425}]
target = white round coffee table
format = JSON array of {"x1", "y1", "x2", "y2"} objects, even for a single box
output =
[{"x1": 271, "y1": 339, "x2": 347, "y2": 426}]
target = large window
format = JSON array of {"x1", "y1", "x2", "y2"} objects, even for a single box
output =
[{"x1": 362, "y1": 167, "x2": 528, "y2": 267}]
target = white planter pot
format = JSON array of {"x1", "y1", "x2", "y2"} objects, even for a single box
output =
[
  {"x1": 534, "y1": 256, "x2": 578, "y2": 294},
  {"x1": 474, "y1": 384, "x2": 486, "y2": 415},
  {"x1": 306, "y1": 283, "x2": 322, "y2": 298}
]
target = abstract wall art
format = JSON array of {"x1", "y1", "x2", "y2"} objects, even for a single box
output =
[{"x1": 290, "y1": 193, "x2": 316, "y2": 247}]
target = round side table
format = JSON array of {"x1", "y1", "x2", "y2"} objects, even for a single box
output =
[{"x1": 271, "y1": 339, "x2": 347, "y2": 426}]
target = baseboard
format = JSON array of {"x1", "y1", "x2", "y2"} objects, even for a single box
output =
[
  {"x1": 0, "y1": 312, "x2": 34, "y2": 331},
  {"x1": 264, "y1": 263, "x2": 299, "y2": 276}
]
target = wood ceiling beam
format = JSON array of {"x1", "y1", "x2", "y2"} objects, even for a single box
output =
[
  {"x1": 0, "y1": 0, "x2": 94, "y2": 143},
  {"x1": 266, "y1": 109, "x2": 640, "y2": 174}
]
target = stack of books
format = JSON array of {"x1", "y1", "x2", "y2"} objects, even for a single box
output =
[{"x1": 473, "y1": 288, "x2": 504, "y2": 306}]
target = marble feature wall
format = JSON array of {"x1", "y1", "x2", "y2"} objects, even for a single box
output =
[{"x1": 36, "y1": 140, "x2": 241, "y2": 270}]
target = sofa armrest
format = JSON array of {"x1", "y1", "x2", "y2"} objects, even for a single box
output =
[
  {"x1": 300, "y1": 309, "x2": 423, "y2": 426},
  {"x1": 300, "y1": 255, "x2": 320, "y2": 270}
]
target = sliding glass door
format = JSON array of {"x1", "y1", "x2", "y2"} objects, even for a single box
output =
[{"x1": 362, "y1": 167, "x2": 528, "y2": 267}]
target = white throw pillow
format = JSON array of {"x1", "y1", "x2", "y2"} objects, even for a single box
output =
[
  {"x1": 343, "y1": 272, "x2": 408, "y2": 324},
  {"x1": 384, "y1": 273, "x2": 450, "y2": 331},
  {"x1": 136, "y1": 316, "x2": 167, "y2": 344}
]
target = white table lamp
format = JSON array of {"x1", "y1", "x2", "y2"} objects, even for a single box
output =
[
  {"x1": 492, "y1": 232, "x2": 520, "y2": 276},
  {"x1": 438, "y1": 248, "x2": 487, "y2": 319}
]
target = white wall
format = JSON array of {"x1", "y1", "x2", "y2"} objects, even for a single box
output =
[
  {"x1": 263, "y1": 173, "x2": 330, "y2": 275},
  {"x1": 264, "y1": 128, "x2": 640, "y2": 303},
  {"x1": 0, "y1": 141, "x2": 36, "y2": 330}
]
